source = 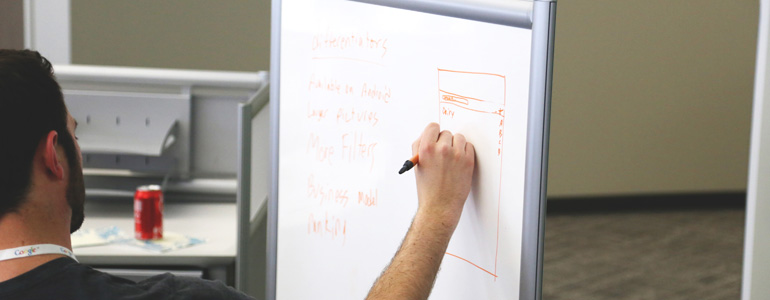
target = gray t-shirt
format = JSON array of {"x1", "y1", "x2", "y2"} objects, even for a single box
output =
[{"x1": 0, "y1": 257, "x2": 255, "y2": 300}]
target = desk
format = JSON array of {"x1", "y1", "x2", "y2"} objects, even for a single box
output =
[{"x1": 74, "y1": 201, "x2": 237, "y2": 283}]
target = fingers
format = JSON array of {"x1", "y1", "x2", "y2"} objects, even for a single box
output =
[
  {"x1": 416, "y1": 123, "x2": 475, "y2": 156},
  {"x1": 437, "y1": 130, "x2": 453, "y2": 148},
  {"x1": 453, "y1": 134, "x2": 474, "y2": 167},
  {"x1": 415, "y1": 123, "x2": 474, "y2": 161},
  {"x1": 453, "y1": 133, "x2": 467, "y2": 152},
  {"x1": 465, "y1": 141, "x2": 475, "y2": 156},
  {"x1": 419, "y1": 123, "x2": 440, "y2": 147},
  {"x1": 465, "y1": 141, "x2": 476, "y2": 167},
  {"x1": 414, "y1": 123, "x2": 436, "y2": 156}
]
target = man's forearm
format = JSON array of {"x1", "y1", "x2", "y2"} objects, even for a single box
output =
[
  {"x1": 366, "y1": 211, "x2": 458, "y2": 300},
  {"x1": 366, "y1": 123, "x2": 474, "y2": 299}
]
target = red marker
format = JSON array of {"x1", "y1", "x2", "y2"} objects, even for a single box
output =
[{"x1": 398, "y1": 154, "x2": 419, "y2": 174}]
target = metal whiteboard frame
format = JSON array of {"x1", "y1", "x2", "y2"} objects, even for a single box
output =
[
  {"x1": 352, "y1": 0, "x2": 534, "y2": 28},
  {"x1": 267, "y1": 1, "x2": 556, "y2": 299},
  {"x1": 522, "y1": 1, "x2": 556, "y2": 299},
  {"x1": 742, "y1": 0, "x2": 770, "y2": 298}
]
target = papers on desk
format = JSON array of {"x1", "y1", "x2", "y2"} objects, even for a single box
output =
[
  {"x1": 124, "y1": 232, "x2": 206, "y2": 253},
  {"x1": 72, "y1": 226, "x2": 130, "y2": 248},
  {"x1": 72, "y1": 226, "x2": 206, "y2": 253}
]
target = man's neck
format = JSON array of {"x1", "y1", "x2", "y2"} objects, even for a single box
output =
[{"x1": 0, "y1": 212, "x2": 72, "y2": 283}]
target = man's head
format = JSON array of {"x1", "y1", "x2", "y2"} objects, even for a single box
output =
[{"x1": 0, "y1": 49, "x2": 85, "y2": 233}]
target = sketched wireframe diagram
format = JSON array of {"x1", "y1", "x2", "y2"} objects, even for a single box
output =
[{"x1": 438, "y1": 68, "x2": 506, "y2": 278}]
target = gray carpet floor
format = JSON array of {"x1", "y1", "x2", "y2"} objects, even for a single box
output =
[{"x1": 542, "y1": 206, "x2": 745, "y2": 300}]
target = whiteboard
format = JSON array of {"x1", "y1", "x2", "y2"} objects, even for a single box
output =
[{"x1": 268, "y1": 0, "x2": 556, "y2": 299}]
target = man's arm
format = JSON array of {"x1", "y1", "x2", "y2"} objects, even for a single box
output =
[{"x1": 367, "y1": 123, "x2": 475, "y2": 300}]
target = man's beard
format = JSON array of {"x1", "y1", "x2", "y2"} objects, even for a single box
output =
[{"x1": 66, "y1": 156, "x2": 86, "y2": 234}]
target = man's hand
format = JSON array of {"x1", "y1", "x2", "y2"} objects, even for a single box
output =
[
  {"x1": 367, "y1": 123, "x2": 475, "y2": 300},
  {"x1": 413, "y1": 122, "x2": 475, "y2": 229}
]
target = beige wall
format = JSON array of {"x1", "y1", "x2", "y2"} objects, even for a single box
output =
[
  {"x1": 70, "y1": 0, "x2": 759, "y2": 198},
  {"x1": 0, "y1": 1, "x2": 24, "y2": 50},
  {"x1": 547, "y1": 0, "x2": 757, "y2": 197},
  {"x1": 71, "y1": 0, "x2": 271, "y2": 71}
]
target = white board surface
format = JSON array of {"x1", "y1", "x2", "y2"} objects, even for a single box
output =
[{"x1": 276, "y1": 0, "x2": 532, "y2": 298}]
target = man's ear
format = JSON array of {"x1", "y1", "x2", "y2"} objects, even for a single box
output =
[{"x1": 43, "y1": 130, "x2": 65, "y2": 180}]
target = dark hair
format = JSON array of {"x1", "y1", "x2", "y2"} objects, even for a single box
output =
[{"x1": 0, "y1": 49, "x2": 77, "y2": 218}]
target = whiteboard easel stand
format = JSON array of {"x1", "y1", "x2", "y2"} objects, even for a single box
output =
[
  {"x1": 523, "y1": 2, "x2": 557, "y2": 300},
  {"x1": 742, "y1": 0, "x2": 770, "y2": 298},
  {"x1": 267, "y1": 1, "x2": 557, "y2": 299}
]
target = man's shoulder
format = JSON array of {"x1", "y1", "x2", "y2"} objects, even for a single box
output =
[
  {"x1": 0, "y1": 258, "x2": 255, "y2": 300},
  {"x1": 136, "y1": 273, "x2": 255, "y2": 300}
]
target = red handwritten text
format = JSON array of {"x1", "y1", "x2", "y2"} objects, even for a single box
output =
[
  {"x1": 341, "y1": 131, "x2": 378, "y2": 171},
  {"x1": 311, "y1": 31, "x2": 388, "y2": 58},
  {"x1": 308, "y1": 212, "x2": 347, "y2": 245},
  {"x1": 307, "y1": 133, "x2": 335, "y2": 165},
  {"x1": 357, "y1": 189, "x2": 378, "y2": 207},
  {"x1": 336, "y1": 107, "x2": 379, "y2": 127},
  {"x1": 360, "y1": 83, "x2": 391, "y2": 104},
  {"x1": 307, "y1": 174, "x2": 350, "y2": 207}
]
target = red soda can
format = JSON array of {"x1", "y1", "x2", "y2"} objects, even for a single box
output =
[{"x1": 134, "y1": 185, "x2": 164, "y2": 240}]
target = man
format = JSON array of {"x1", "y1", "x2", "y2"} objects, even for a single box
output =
[{"x1": 0, "y1": 50, "x2": 474, "y2": 300}]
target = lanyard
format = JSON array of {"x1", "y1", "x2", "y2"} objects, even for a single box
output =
[{"x1": 0, "y1": 244, "x2": 78, "y2": 262}]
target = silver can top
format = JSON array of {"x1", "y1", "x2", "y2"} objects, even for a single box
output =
[{"x1": 136, "y1": 184, "x2": 162, "y2": 191}]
